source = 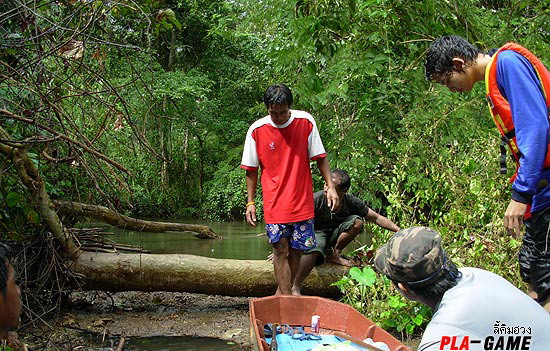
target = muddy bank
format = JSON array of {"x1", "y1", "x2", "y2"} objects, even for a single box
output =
[
  {"x1": 21, "y1": 291, "x2": 420, "y2": 351},
  {"x1": 29, "y1": 291, "x2": 251, "y2": 351}
]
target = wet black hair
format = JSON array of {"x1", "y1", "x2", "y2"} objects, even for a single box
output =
[
  {"x1": 424, "y1": 35, "x2": 481, "y2": 81},
  {"x1": 263, "y1": 84, "x2": 293, "y2": 109},
  {"x1": 0, "y1": 242, "x2": 12, "y2": 298},
  {"x1": 331, "y1": 169, "x2": 351, "y2": 192}
]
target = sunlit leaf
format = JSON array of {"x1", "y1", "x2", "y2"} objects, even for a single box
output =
[{"x1": 26, "y1": 208, "x2": 40, "y2": 224}]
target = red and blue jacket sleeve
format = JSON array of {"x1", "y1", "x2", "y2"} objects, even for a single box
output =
[{"x1": 497, "y1": 50, "x2": 549, "y2": 203}]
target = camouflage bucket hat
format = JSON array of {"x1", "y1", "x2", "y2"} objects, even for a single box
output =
[{"x1": 374, "y1": 226, "x2": 446, "y2": 286}]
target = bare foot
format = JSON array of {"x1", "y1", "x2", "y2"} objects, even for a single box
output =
[
  {"x1": 326, "y1": 253, "x2": 357, "y2": 267},
  {"x1": 291, "y1": 286, "x2": 302, "y2": 296},
  {"x1": 7, "y1": 331, "x2": 26, "y2": 350}
]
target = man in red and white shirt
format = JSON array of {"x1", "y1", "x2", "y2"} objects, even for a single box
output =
[{"x1": 241, "y1": 84, "x2": 339, "y2": 295}]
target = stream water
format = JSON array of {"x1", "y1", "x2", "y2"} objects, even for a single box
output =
[
  {"x1": 100, "y1": 219, "x2": 272, "y2": 259},
  {"x1": 125, "y1": 336, "x2": 241, "y2": 351},
  {"x1": 90, "y1": 219, "x2": 367, "y2": 260}
]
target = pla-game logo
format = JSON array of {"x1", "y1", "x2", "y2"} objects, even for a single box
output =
[
  {"x1": 438, "y1": 321, "x2": 532, "y2": 351},
  {"x1": 439, "y1": 335, "x2": 532, "y2": 350}
]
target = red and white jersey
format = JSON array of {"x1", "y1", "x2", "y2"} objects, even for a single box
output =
[{"x1": 241, "y1": 110, "x2": 327, "y2": 224}]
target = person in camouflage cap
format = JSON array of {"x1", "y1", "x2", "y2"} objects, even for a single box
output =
[
  {"x1": 374, "y1": 226, "x2": 550, "y2": 351},
  {"x1": 374, "y1": 226, "x2": 452, "y2": 290}
]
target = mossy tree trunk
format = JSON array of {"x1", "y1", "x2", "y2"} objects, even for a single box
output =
[
  {"x1": 72, "y1": 252, "x2": 348, "y2": 297},
  {"x1": 0, "y1": 126, "x2": 78, "y2": 256}
]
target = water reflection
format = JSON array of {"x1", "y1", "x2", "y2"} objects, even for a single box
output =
[
  {"x1": 84, "y1": 219, "x2": 367, "y2": 260},
  {"x1": 88, "y1": 219, "x2": 273, "y2": 260},
  {"x1": 126, "y1": 336, "x2": 241, "y2": 351}
]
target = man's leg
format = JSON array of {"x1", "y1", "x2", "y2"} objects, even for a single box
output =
[
  {"x1": 327, "y1": 217, "x2": 363, "y2": 266},
  {"x1": 292, "y1": 252, "x2": 321, "y2": 295},
  {"x1": 288, "y1": 248, "x2": 303, "y2": 295},
  {"x1": 518, "y1": 228, "x2": 535, "y2": 298},
  {"x1": 287, "y1": 219, "x2": 317, "y2": 295},
  {"x1": 523, "y1": 207, "x2": 550, "y2": 311},
  {"x1": 288, "y1": 248, "x2": 302, "y2": 280},
  {"x1": 272, "y1": 237, "x2": 292, "y2": 295},
  {"x1": 292, "y1": 230, "x2": 327, "y2": 295},
  {"x1": 532, "y1": 250, "x2": 550, "y2": 312}
]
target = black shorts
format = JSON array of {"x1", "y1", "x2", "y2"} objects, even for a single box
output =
[
  {"x1": 520, "y1": 206, "x2": 550, "y2": 303},
  {"x1": 304, "y1": 215, "x2": 364, "y2": 266}
]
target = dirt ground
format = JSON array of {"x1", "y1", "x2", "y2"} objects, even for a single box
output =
[
  {"x1": 19, "y1": 291, "x2": 420, "y2": 351},
  {"x1": 23, "y1": 291, "x2": 251, "y2": 351}
]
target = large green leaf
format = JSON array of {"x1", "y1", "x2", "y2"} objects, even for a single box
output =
[{"x1": 6, "y1": 192, "x2": 20, "y2": 207}]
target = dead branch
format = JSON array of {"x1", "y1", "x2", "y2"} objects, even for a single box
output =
[
  {"x1": 54, "y1": 200, "x2": 218, "y2": 239},
  {"x1": 70, "y1": 228, "x2": 151, "y2": 254},
  {"x1": 115, "y1": 335, "x2": 126, "y2": 351},
  {"x1": 0, "y1": 109, "x2": 132, "y2": 175},
  {"x1": 41, "y1": 148, "x2": 77, "y2": 164}
]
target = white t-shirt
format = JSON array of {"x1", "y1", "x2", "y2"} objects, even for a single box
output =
[{"x1": 419, "y1": 268, "x2": 550, "y2": 351}]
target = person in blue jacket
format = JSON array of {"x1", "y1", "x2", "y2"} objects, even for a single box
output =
[{"x1": 424, "y1": 35, "x2": 550, "y2": 311}]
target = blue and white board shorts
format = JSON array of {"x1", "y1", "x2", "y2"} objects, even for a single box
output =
[{"x1": 266, "y1": 219, "x2": 316, "y2": 251}]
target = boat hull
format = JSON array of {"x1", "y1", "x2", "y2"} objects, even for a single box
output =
[{"x1": 249, "y1": 295, "x2": 412, "y2": 351}]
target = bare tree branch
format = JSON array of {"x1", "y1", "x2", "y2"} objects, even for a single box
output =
[{"x1": 0, "y1": 109, "x2": 132, "y2": 175}]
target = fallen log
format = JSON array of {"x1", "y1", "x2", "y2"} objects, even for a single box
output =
[
  {"x1": 54, "y1": 200, "x2": 217, "y2": 239},
  {"x1": 72, "y1": 252, "x2": 350, "y2": 297}
]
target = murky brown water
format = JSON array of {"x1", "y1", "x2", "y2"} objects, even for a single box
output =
[
  {"x1": 86, "y1": 219, "x2": 369, "y2": 260},
  {"x1": 125, "y1": 336, "x2": 241, "y2": 351}
]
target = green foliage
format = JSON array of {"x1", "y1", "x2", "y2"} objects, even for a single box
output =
[
  {"x1": 157, "y1": 9, "x2": 182, "y2": 31},
  {"x1": 379, "y1": 294, "x2": 431, "y2": 335},
  {"x1": 0, "y1": 168, "x2": 43, "y2": 239},
  {"x1": 333, "y1": 266, "x2": 431, "y2": 335},
  {"x1": 202, "y1": 164, "x2": 261, "y2": 221},
  {"x1": 1, "y1": 0, "x2": 548, "y2": 336}
]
